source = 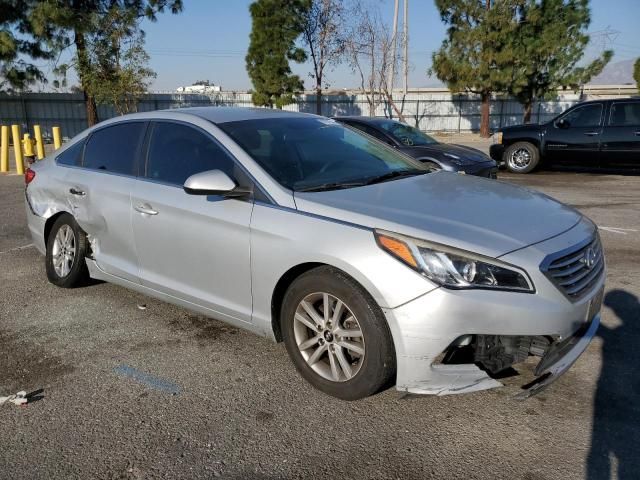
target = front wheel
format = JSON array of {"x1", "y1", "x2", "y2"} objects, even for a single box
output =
[
  {"x1": 281, "y1": 266, "x2": 396, "y2": 400},
  {"x1": 504, "y1": 142, "x2": 540, "y2": 173}
]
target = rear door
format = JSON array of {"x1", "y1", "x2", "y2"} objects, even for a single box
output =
[
  {"x1": 600, "y1": 101, "x2": 640, "y2": 167},
  {"x1": 131, "y1": 121, "x2": 254, "y2": 323},
  {"x1": 544, "y1": 103, "x2": 604, "y2": 167},
  {"x1": 71, "y1": 121, "x2": 146, "y2": 282}
]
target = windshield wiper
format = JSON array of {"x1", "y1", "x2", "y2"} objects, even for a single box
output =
[
  {"x1": 296, "y1": 181, "x2": 369, "y2": 192},
  {"x1": 363, "y1": 169, "x2": 426, "y2": 185}
]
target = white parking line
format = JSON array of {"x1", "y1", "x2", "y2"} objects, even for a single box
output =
[{"x1": 598, "y1": 227, "x2": 638, "y2": 235}]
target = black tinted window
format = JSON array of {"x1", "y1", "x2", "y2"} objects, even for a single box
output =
[
  {"x1": 56, "y1": 140, "x2": 84, "y2": 166},
  {"x1": 348, "y1": 123, "x2": 393, "y2": 145},
  {"x1": 609, "y1": 103, "x2": 640, "y2": 126},
  {"x1": 562, "y1": 104, "x2": 603, "y2": 128},
  {"x1": 145, "y1": 122, "x2": 236, "y2": 186},
  {"x1": 84, "y1": 122, "x2": 145, "y2": 175}
]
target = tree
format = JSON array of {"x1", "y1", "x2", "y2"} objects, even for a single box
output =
[
  {"x1": 634, "y1": 58, "x2": 640, "y2": 93},
  {"x1": 300, "y1": 0, "x2": 346, "y2": 115},
  {"x1": 431, "y1": 0, "x2": 518, "y2": 137},
  {"x1": 0, "y1": 0, "x2": 59, "y2": 91},
  {"x1": 83, "y1": 7, "x2": 156, "y2": 115},
  {"x1": 344, "y1": 2, "x2": 407, "y2": 121},
  {"x1": 508, "y1": 0, "x2": 612, "y2": 123},
  {"x1": 246, "y1": 0, "x2": 310, "y2": 109},
  {"x1": 30, "y1": 0, "x2": 182, "y2": 126}
]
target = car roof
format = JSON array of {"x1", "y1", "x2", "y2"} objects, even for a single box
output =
[
  {"x1": 333, "y1": 116, "x2": 399, "y2": 126},
  {"x1": 175, "y1": 106, "x2": 317, "y2": 124}
]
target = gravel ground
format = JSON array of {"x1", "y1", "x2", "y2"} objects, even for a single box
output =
[{"x1": 1, "y1": 168, "x2": 639, "y2": 480}]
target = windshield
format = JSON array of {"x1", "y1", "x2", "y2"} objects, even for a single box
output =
[
  {"x1": 376, "y1": 120, "x2": 437, "y2": 146},
  {"x1": 218, "y1": 117, "x2": 426, "y2": 191}
]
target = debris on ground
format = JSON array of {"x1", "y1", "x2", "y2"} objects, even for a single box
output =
[{"x1": 0, "y1": 391, "x2": 28, "y2": 407}]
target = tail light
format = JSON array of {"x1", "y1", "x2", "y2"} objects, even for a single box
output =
[{"x1": 25, "y1": 168, "x2": 36, "y2": 185}]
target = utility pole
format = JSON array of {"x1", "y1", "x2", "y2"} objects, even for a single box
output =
[
  {"x1": 403, "y1": 0, "x2": 409, "y2": 94},
  {"x1": 389, "y1": 0, "x2": 400, "y2": 95}
]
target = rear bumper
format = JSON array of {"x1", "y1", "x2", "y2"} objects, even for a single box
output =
[
  {"x1": 489, "y1": 144, "x2": 505, "y2": 162},
  {"x1": 25, "y1": 193, "x2": 47, "y2": 255},
  {"x1": 459, "y1": 161, "x2": 498, "y2": 179}
]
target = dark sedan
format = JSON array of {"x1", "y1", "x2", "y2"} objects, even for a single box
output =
[
  {"x1": 491, "y1": 98, "x2": 640, "y2": 173},
  {"x1": 333, "y1": 116, "x2": 498, "y2": 178}
]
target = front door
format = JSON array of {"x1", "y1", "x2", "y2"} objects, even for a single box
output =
[
  {"x1": 543, "y1": 102, "x2": 604, "y2": 168},
  {"x1": 600, "y1": 101, "x2": 640, "y2": 168},
  {"x1": 131, "y1": 121, "x2": 254, "y2": 323}
]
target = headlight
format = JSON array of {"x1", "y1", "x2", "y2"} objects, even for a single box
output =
[
  {"x1": 375, "y1": 230, "x2": 534, "y2": 292},
  {"x1": 493, "y1": 132, "x2": 503, "y2": 144}
]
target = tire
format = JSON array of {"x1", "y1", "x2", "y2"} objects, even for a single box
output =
[
  {"x1": 422, "y1": 160, "x2": 442, "y2": 172},
  {"x1": 504, "y1": 142, "x2": 540, "y2": 174},
  {"x1": 281, "y1": 266, "x2": 396, "y2": 400},
  {"x1": 45, "y1": 213, "x2": 90, "y2": 288}
]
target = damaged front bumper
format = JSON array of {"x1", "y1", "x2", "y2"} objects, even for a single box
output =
[{"x1": 382, "y1": 219, "x2": 605, "y2": 398}]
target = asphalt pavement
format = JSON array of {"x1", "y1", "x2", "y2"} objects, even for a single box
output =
[{"x1": 1, "y1": 168, "x2": 639, "y2": 479}]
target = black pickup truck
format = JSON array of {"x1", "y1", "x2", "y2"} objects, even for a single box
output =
[{"x1": 490, "y1": 98, "x2": 640, "y2": 173}]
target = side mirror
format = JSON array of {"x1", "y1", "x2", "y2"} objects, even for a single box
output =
[
  {"x1": 556, "y1": 118, "x2": 570, "y2": 129},
  {"x1": 183, "y1": 170, "x2": 251, "y2": 198}
]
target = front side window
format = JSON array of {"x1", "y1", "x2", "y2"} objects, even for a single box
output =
[
  {"x1": 609, "y1": 102, "x2": 640, "y2": 127},
  {"x1": 376, "y1": 120, "x2": 437, "y2": 146},
  {"x1": 219, "y1": 117, "x2": 426, "y2": 191},
  {"x1": 56, "y1": 139, "x2": 84, "y2": 166},
  {"x1": 561, "y1": 104, "x2": 603, "y2": 128},
  {"x1": 145, "y1": 122, "x2": 236, "y2": 186},
  {"x1": 84, "y1": 122, "x2": 146, "y2": 175}
]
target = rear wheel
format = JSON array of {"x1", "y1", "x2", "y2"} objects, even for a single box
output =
[
  {"x1": 281, "y1": 266, "x2": 396, "y2": 400},
  {"x1": 504, "y1": 142, "x2": 540, "y2": 173},
  {"x1": 45, "y1": 214, "x2": 89, "y2": 288}
]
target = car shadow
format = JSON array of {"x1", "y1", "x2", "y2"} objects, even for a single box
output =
[
  {"x1": 587, "y1": 289, "x2": 640, "y2": 479},
  {"x1": 541, "y1": 164, "x2": 640, "y2": 177}
]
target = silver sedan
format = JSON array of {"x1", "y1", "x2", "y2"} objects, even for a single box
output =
[{"x1": 24, "y1": 108, "x2": 605, "y2": 400}]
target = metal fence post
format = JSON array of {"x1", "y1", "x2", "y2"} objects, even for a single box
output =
[
  {"x1": 499, "y1": 99, "x2": 504, "y2": 129},
  {"x1": 458, "y1": 98, "x2": 462, "y2": 133}
]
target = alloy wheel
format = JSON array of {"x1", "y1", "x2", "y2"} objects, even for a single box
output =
[
  {"x1": 52, "y1": 224, "x2": 76, "y2": 277},
  {"x1": 508, "y1": 147, "x2": 532, "y2": 171},
  {"x1": 293, "y1": 292, "x2": 365, "y2": 382}
]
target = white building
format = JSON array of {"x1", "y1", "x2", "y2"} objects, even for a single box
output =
[{"x1": 176, "y1": 84, "x2": 222, "y2": 94}]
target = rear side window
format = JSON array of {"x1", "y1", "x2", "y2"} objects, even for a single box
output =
[
  {"x1": 56, "y1": 140, "x2": 84, "y2": 166},
  {"x1": 609, "y1": 102, "x2": 640, "y2": 126},
  {"x1": 561, "y1": 104, "x2": 603, "y2": 128},
  {"x1": 145, "y1": 122, "x2": 236, "y2": 186},
  {"x1": 83, "y1": 122, "x2": 146, "y2": 175}
]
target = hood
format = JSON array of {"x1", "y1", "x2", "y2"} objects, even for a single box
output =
[
  {"x1": 401, "y1": 143, "x2": 492, "y2": 164},
  {"x1": 499, "y1": 123, "x2": 543, "y2": 133},
  {"x1": 294, "y1": 172, "x2": 582, "y2": 258}
]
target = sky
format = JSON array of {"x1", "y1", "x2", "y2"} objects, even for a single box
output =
[{"x1": 48, "y1": 0, "x2": 640, "y2": 92}]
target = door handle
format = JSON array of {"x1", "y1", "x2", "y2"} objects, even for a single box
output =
[
  {"x1": 634, "y1": 131, "x2": 640, "y2": 136},
  {"x1": 584, "y1": 132, "x2": 600, "y2": 136},
  {"x1": 134, "y1": 204, "x2": 158, "y2": 216},
  {"x1": 69, "y1": 187, "x2": 86, "y2": 196}
]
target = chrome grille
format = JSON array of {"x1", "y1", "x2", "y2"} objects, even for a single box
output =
[{"x1": 542, "y1": 236, "x2": 604, "y2": 300}]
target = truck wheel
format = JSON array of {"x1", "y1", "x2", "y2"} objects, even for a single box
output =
[
  {"x1": 281, "y1": 266, "x2": 396, "y2": 400},
  {"x1": 504, "y1": 142, "x2": 540, "y2": 173}
]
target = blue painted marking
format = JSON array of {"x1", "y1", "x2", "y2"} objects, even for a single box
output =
[{"x1": 114, "y1": 364, "x2": 181, "y2": 395}]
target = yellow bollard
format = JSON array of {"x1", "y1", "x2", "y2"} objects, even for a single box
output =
[
  {"x1": 52, "y1": 126, "x2": 62, "y2": 150},
  {"x1": 33, "y1": 125, "x2": 45, "y2": 160},
  {"x1": 11, "y1": 125, "x2": 24, "y2": 175},
  {"x1": 1, "y1": 126, "x2": 9, "y2": 173}
]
